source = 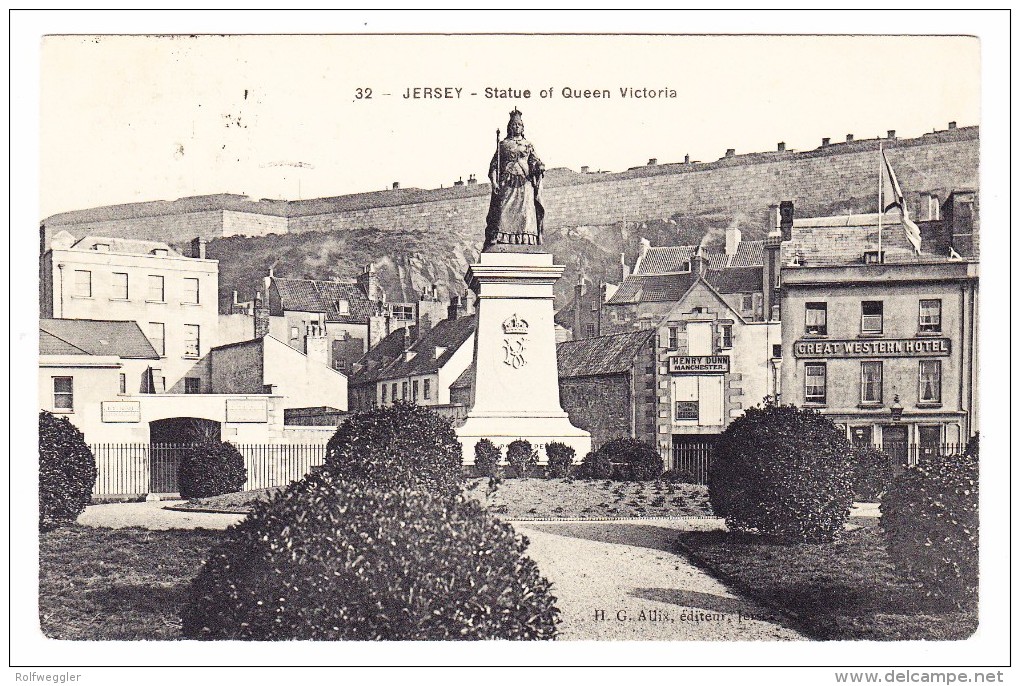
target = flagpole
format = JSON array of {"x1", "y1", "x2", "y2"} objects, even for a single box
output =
[{"x1": 877, "y1": 141, "x2": 883, "y2": 259}]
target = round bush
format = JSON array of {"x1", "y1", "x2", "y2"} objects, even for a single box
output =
[
  {"x1": 851, "y1": 444, "x2": 895, "y2": 502},
  {"x1": 881, "y1": 436, "x2": 979, "y2": 607},
  {"x1": 181, "y1": 473, "x2": 560, "y2": 640},
  {"x1": 506, "y1": 439, "x2": 538, "y2": 479},
  {"x1": 709, "y1": 404, "x2": 854, "y2": 543},
  {"x1": 545, "y1": 442, "x2": 575, "y2": 479},
  {"x1": 178, "y1": 441, "x2": 247, "y2": 499},
  {"x1": 473, "y1": 438, "x2": 502, "y2": 478},
  {"x1": 39, "y1": 411, "x2": 97, "y2": 532},
  {"x1": 324, "y1": 401, "x2": 463, "y2": 496},
  {"x1": 586, "y1": 438, "x2": 662, "y2": 481},
  {"x1": 579, "y1": 449, "x2": 614, "y2": 480}
]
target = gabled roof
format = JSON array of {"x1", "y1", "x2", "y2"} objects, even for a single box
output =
[
  {"x1": 557, "y1": 330, "x2": 655, "y2": 378},
  {"x1": 379, "y1": 315, "x2": 476, "y2": 379},
  {"x1": 727, "y1": 240, "x2": 765, "y2": 267},
  {"x1": 272, "y1": 277, "x2": 375, "y2": 325},
  {"x1": 706, "y1": 266, "x2": 764, "y2": 294},
  {"x1": 607, "y1": 272, "x2": 700, "y2": 304},
  {"x1": 785, "y1": 213, "x2": 957, "y2": 266},
  {"x1": 39, "y1": 319, "x2": 160, "y2": 359},
  {"x1": 636, "y1": 246, "x2": 728, "y2": 274},
  {"x1": 349, "y1": 325, "x2": 418, "y2": 386}
]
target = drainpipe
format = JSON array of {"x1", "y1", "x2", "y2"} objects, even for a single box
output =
[{"x1": 56, "y1": 263, "x2": 65, "y2": 318}]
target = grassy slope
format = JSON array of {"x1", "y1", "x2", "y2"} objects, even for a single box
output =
[{"x1": 677, "y1": 518, "x2": 977, "y2": 641}]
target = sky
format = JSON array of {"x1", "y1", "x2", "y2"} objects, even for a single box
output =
[{"x1": 39, "y1": 32, "x2": 980, "y2": 218}]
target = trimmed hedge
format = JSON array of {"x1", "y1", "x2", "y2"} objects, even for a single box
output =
[
  {"x1": 324, "y1": 401, "x2": 463, "y2": 496},
  {"x1": 709, "y1": 403, "x2": 854, "y2": 543},
  {"x1": 581, "y1": 438, "x2": 662, "y2": 481},
  {"x1": 178, "y1": 441, "x2": 247, "y2": 499},
  {"x1": 39, "y1": 411, "x2": 97, "y2": 532},
  {"x1": 473, "y1": 438, "x2": 502, "y2": 479},
  {"x1": 660, "y1": 468, "x2": 698, "y2": 484},
  {"x1": 851, "y1": 444, "x2": 895, "y2": 502},
  {"x1": 545, "y1": 442, "x2": 575, "y2": 479},
  {"x1": 506, "y1": 439, "x2": 538, "y2": 479},
  {"x1": 181, "y1": 473, "x2": 560, "y2": 640},
  {"x1": 881, "y1": 436, "x2": 979, "y2": 607}
]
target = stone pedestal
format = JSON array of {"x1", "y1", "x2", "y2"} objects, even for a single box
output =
[{"x1": 456, "y1": 251, "x2": 591, "y2": 464}]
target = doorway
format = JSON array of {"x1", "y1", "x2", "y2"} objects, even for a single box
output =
[
  {"x1": 148, "y1": 417, "x2": 222, "y2": 493},
  {"x1": 881, "y1": 425, "x2": 910, "y2": 467}
]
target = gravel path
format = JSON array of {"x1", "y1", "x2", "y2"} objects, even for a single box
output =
[
  {"x1": 77, "y1": 504, "x2": 804, "y2": 640},
  {"x1": 514, "y1": 519, "x2": 806, "y2": 641}
]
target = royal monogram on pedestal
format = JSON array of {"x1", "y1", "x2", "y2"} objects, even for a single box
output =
[{"x1": 502, "y1": 314, "x2": 529, "y2": 368}]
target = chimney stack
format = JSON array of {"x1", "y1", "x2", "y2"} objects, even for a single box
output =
[
  {"x1": 725, "y1": 226, "x2": 742, "y2": 256},
  {"x1": 190, "y1": 236, "x2": 207, "y2": 259},
  {"x1": 454, "y1": 177, "x2": 464, "y2": 186},
  {"x1": 725, "y1": 148, "x2": 735, "y2": 158},
  {"x1": 620, "y1": 252, "x2": 630, "y2": 281},
  {"x1": 580, "y1": 165, "x2": 589, "y2": 174},
  {"x1": 777, "y1": 142, "x2": 786, "y2": 152},
  {"x1": 447, "y1": 295, "x2": 461, "y2": 321},
  {"x1": 779, "y1": 200, "x2": 795, "y2": 242},
  {"x1": 467, "y1": 174, "x2": 477, "y2": 185},
  {"x1": 887, "y1": 130, "x2": 896, "y2": 139},
  {"x1": 948, "y1": 121, "x2": 957, "y2": 130},
  {"x1": 691, "y1": 245, "x2": 707, "y2": 277},
  {"x1": 821, "y1": 137, "x2": 830, "y2": 147},
  {"x1": 647, "y1": 158, "x2": 657, "y2": 166},
  {"x1": 392, "y1": 181, "x2": 400, "y2": 190},
  {"x1": 684, "y1": 154, "x2": 690, "y2": 164},
  {"x1": 356, "y1": 264, "x2": 381, "y2": 302},
  {"x1": 845, "y1": 134, "x2": 854, "y2": 142}
]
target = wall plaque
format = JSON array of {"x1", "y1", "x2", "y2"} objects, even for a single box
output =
[
  {"x1": 101, "y1": 401, "x2": 141, "y2": 423},
  {"x1": 669, "y1": 355, "x2": 730, "y2": 374},
  {"x1": 225, "y1": 398, "x2": 269, "y2": 423},
  {"x1": 793, "y1": 338, "x2": 951, "y2": 359}
]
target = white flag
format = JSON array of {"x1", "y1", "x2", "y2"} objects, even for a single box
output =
[{"x1": 881, "y1": 149, "x2": 922, "y2": 254}]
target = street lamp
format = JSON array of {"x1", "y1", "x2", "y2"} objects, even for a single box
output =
[{"x1": 890, "y1": 394, "x2": 903, "y2": 422}]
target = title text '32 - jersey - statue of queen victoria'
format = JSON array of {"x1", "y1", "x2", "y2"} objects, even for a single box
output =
[{"x1": 483, "y1": 108, "x2": 546, "y2": 251}]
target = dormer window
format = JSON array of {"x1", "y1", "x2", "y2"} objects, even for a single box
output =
[
  {"x1": 93, "y1": 243, "x2": 110, "y2": 252},
  {"x1": 863, "y1": 250, "x2": 885, "y2": 264},
  {"x1": 435, "y1": 346, "x2": 447, "y2": 359},
  {"x1": 336, "y1": 299, "x2": 350, "y2": 315},
  {"x1": 679, "y1": 260, "x2": 692, "y2": 273},
  {"x1": 152, "y1": 249, "x2": 169, "y2": 257}
]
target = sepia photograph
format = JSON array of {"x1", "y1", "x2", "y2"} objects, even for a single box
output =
[{"x1": 9, "y1": 10, "x2": 1011, "y2": 681}]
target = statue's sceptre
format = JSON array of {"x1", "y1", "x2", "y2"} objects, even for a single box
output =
[{"x1": 494, "y1": 128, "x2": 501, "y2": 195}]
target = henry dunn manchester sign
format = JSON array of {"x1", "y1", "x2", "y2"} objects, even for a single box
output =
[
  {"x1": 668, "y1": 355, "x2": 730, "y2": 373},
  {"x1": 793, "y1": 338, "x2": 952, "y2": 359}
]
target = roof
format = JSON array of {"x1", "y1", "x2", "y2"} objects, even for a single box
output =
[
  {"x1": 39, "y1": 319, "x2": 160, "y2": 359},
  {"x1": 272, "y1": 277, "x2": 375, "y2": 325},
  {"x1": 450, "y1": 363, "x2": 474, "y2": 390},
  {"x1": 727, "y1": 240, "x2": 765, "y2": 267},
  {"x1": 349, "y1": 325, "x2": 419, "y2": 386},
  {"x1": 607, "y1": 272, "x2": 699, "y2": 304},
  {"x1": 784, "y1": 213, "x2": 958, "y2": 266},
  {"x1": 636, "y1": 245, "x2": 696, "y2": 274},
  {"x1": 557, "y1": 330, "x2": 656, "y2": 378},
  {"x1": 68, "y1": 236, "x2": 182, "y2": 257},
  {"x1": 706, "y1": 266, "x2": 764, "y2": 294},
  {"x1": 378, "y1": 315, "x2": 476, "y2": 379}
]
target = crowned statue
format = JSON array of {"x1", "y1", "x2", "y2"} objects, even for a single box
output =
[{"x1": 484, "y1": 108, "x2": 546, "y2": 250}]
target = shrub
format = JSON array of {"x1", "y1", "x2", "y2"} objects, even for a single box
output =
[
  {"x1": 851, "y1": 444, "x2": 895, "y2": 502},
  {"x1": 39, "y1": 411, "x2": 97, "y2": 532},
  {"x1": 324, "y1": 401, "x2": 463, "y2": 496},
  {"x1": 708, "y1": 403, "x2": 854, "y2": 543},
  {"x1": 660, "y1": 468, "x2": 698, "y2": 484},
  {"x1": 591, "y1": 438, "x2": 663, "y2": 481},
  {"x1": 181, "y1": 473, "x2": 560, "y2": 640},
  {"x1": 881, "y1": 437, "x2": 979, "y2": 607},
  {"x1": 473, "y1": 438, "x2": 502, "y2": 479},
  {"x1": 545, "y1": 442, "x2": 575, "y2": 479},
  {"x1": 178, "y1": 441, "x2": 247, "y2": 499},
  {"x1": 579, "y1": 449, "x2": 614, "y2": 480},
  {"x1": 506, "y1": 439, "x2": 538, "y2": 478}
]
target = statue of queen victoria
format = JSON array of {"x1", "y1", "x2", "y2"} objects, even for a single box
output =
[{"x1": 484, "y1": 108, "x2": 546, "y2": 250}]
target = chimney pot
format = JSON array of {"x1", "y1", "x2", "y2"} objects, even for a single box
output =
[
  {"x1": 846, "y1": 134, "x2": 854, "y2": 142},
  {"x1": 647, "y1": 158, "x2": 657, "y2": 166},
  {"x1": 948, "y1": 121, "x2": 957, "y2": 130},
  {"x1": 467, "y1": 174, "x2": 477, "y2": 185},
  {"x1": 777, "y1": 142, "x2": 786, "y2": 152},
  {"x1": 392, "y1": 181, "x2": 400, "y2": 190},
  {"x1": 887, "y1": 130, "x2": 896, "y2": 139},
  {"x1": 725, "y1": 148, "x2": 735, "y2": 158},
  {"x1": 684, "y1": 154, "x2": 690, "y2": 164},
  {"x1": 822, "y1": 137, "x2": 830, "y2": 147},
  {"x1": 454, "y1": 177, "x2": 464, "y2": 186}
]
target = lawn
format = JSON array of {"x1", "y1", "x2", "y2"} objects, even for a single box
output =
[
  {"x1": 176, "y1": 477, "x2": 715, "y2": 520},
  {"x1": 39, "y1": 526, "x2": 224, "y2": 640},
  {"x1": 676, "y1": 518, "x2": 978, "y2": 641}
]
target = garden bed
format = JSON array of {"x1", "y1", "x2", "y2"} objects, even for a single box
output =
[
  {"x1": 175, "y1": 478, "x2": 715, "y2": 520},
  {"x1": 676, "y1": 518, "x2": 977, "y2": 641},
  {"x1": 39, "y1": 526, "x2": 224, "y2": 640}
]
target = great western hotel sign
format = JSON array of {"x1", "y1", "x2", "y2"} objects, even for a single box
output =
[
  {"x1": 794, "y1": 338, "x2": 951, "y2": 359},
  {"x1": 669, "y1": 355, "x2": 730, "y2": 373}
]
